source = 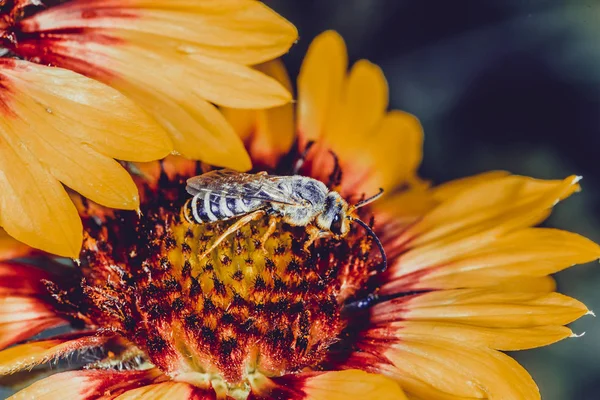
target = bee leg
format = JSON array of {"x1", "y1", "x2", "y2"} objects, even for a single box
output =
[
  {"x1": 293, "y1": 140, "x2": 316, "y2": 174},
  {"x1": 259, "y1": 216, "x2": 279, "y2": 248},
  {"x1": 303, "y1": 225, "x2": 331, "y2": 252},
  {"x1": 327, "y1": 150, "x2": 343, "y2": 188},
  {"x1": 198, "y1": 210, "x2": 266, "y2": 260}
]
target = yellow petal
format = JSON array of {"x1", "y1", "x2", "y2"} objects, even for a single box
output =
[
  {"x1": 304, "y1": 370, "x2": 407, "y2": 400},
  {"x1": 380, "y1": 375, "x2": 467, "y2": 400},
  {"x1": 306, "y1": 58, "x2": 389, "y2": 195},
  {"x1": 115, "y1": 382, "x2": 209, "y2": 400},
  {"x1": 0, "y1": 334, "x2": 111, "y2": 375},
  {"x1": 432, "y1": 170, "x2": 510, "y2": 201},
  {"x1": 400, "y1": 175, "x2": 581, "y2": 249},
  {"x1": 324, "y1": 59, "x2": 388, "y2": 151},
  {"x1": 383, "y1": 335, "x2": 540, "y2": 399},
  {"x1": 111, "y1": 63, "x2": 252, "y2": 170},
  {"x1": 372, "y1": 289, "x2": 589, "y2": 328},
  {"x1": 185, "y1": 53, "x2": 291, "y2": 109},
  {"x1": 13, "y1": 0, "x2": 298, "y2": 170},
  {"x1": 298, "y1": 30, "x2": 348, "y2": 145},
  {"x1": 9, "y1": 369, "x2": 166, "y2": 400},
  {"x1": 223, "y1": 60, "x2": 295, "y2": 168},
  {"x1": 256, "y1": 370, "x2": 407, "y2": 400},
  {"x1": 364, "y1": 110, "x2": 424, "y2": 192},
  {"x1": 15, "y1": 138, "x2": 139, "y2": 210},
  {"x1": 380, "y1": 321, "x2": 573, "y2": 351},
  {"x1": 397, "y1": 228, "x2": 600, "y2": 290},
  {"x1": 0, "y1": 131, "x2": 82, "y2": 257},
  {"x1": 2, "y1": 59, "x2": 171, "y2": 162},
  {"x1": 297, "y1": 31, "x2": 423, "y2": 195},
  {"x1": 28, "y1": 0, "x2": 298, "y2": 65},
  {"x1": 0, "y1": 59, "x2": 168, "y2": 255},
  {"x1": 222, "y1": 108, "x2": 256, "y2": 143},
  {"x1": 492, "y1": 276, "x2": 556, "y2": 292},
  {"x1": 374, "y1": 185, "x2": 437, "y2": 228}
]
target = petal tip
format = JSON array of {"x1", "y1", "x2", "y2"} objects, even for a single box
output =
[{"x1": 586, "y1": 309, "x2": 596, "y2": 317}]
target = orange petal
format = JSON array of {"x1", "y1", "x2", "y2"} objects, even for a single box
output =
[
  {"x1": 0, "y1": 229, "x2": 31, "y2": 261},
  {"x1": 0, "y1": 332, "x2": 112, "y2": 375},
  {"x1": 9, "y1": 368, "x2": 166, "y2": 400},
  {"x1": 0, "y1": 319, "x2": 66, "y2": 352},
  {"x1": 0, "y1": 296, "x2": 66, "y2": 350},
  {"x1": 222, "y1": 60, "x2": 294, "y2": 168},
  {"x1": 396, "y1": 175, "x2": 581, "y2": 250},
  {"x1": 371, "y1": 289, "x2": 589, "y2": 328},
  {"x1": 256, "y1": 370, "x2": 407, "y2": 400},
  {"x1": 298, "y1": 30, "x2": 348, "y2": 146},
  {"x1": 0, "y1": 263, "x2": 65, "y2": 349},
  {"x1": 114, "y1": 381, "x2": 215, "y2": 400},
  {"x1": 381, "y1": 335, "x2": 540, "y2": 399},
  {"x1": 132, "y1": 156, "x2": 198, "y2": 191},
  {"x1": 11, "y1": 0, "x2": 297, "y2": 170},
  {"x1": 0, "y1": 262, "x2": 50, "y2": 296}
]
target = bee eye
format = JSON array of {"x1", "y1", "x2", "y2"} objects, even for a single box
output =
[{"x1": 330, "y1": 213, "x2": 343, "y2": 235}]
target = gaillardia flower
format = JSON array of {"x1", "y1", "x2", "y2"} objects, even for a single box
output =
[
  {"x1": 1, "y1": 31, "x2": 598, "y2": 399},
  {"x1": 0, "y1": 0, "x2": 297, "y2": 258}
]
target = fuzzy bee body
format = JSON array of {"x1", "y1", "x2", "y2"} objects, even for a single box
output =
[
  {"x1": 184, "y1": 170, "x2": 331, "y2": 228},
  {"x1": 184, "y1": 169, "x2": 387, "y2": 271},
  {"x1": 183, "y1": 191, "x2": 263, "y2": 223}
]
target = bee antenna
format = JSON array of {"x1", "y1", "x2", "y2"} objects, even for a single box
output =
[
  {"x1": 347, "y1": 216, "x2": 387, "y2": 272},
  {"x1": 349, "y1": 188, "x2": 384, "y2": 212}
]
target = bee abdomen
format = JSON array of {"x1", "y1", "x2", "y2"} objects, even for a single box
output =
[{"x1": 183, "y1": 192, "x2": 262, "y2": 224}]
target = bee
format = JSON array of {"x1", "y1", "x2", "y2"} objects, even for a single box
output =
[{"x1": 183, "y1": 169, "x2": 387, "y2": 270}]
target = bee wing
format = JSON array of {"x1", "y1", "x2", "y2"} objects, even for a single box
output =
[{"x1": 186, "y1": 170, "x2": 302, "y2": 206}]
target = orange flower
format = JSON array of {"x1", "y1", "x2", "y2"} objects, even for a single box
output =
[
  {"x1": 0, "y1": 31, "x2": 597, "y2": 399},
  {"x1": 0, "y1": 0, "x2": 297, "y2": 257}
]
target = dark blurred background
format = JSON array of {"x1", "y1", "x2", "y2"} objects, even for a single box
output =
[{"x1": 267, "y1": 1, "x2": 600, "y2": 399}]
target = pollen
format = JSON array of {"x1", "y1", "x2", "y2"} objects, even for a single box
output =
[{"x1": 58, "y1": 181, "x2": 380, "y2": 398}]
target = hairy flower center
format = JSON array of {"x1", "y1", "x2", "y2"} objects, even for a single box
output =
[{"x1": 58, "y1": 190, "x2": 378, "y2": 398}]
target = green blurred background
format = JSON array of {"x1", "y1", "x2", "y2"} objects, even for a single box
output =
[{"x1": 267, "y1": 1, "x2": 599, "y2": 399}]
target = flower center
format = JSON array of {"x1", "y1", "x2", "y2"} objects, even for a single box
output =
[{"x1": 65, "y1": 186, "x2": 379, "y2": 398}]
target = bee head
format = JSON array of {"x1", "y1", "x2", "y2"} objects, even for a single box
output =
[
  {"x1": 318, "y1": 188, "x2": 388, "y2": 272},
  {"x1": 318, "y1": 192, "x2": 350, "y2": 236}
]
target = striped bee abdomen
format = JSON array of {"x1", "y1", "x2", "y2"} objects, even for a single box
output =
[{"x1": 183, "y1": 191, "x2": 264, "y2": 224}]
